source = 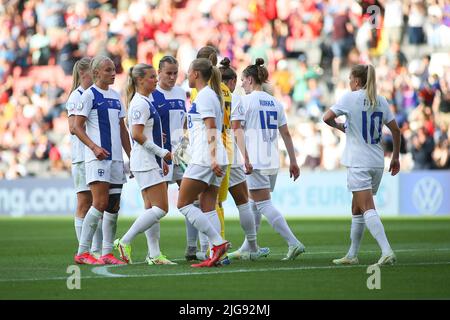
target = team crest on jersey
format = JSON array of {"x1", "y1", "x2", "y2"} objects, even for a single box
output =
[
  {"x1": 98, "y1": 169, "x2": 105, "y2": 177},
  {"x1": 132, "y1": 110, "x2": 141, "y2": 120},
  {"x1": 169, "y1": 101, "x2": 175, "y2": 108},
  {"x1": 178, "y1": 101, "x2": 183, "y2": 107},
  {"x1": 108, "y1": 100, "x2": 113, "y2": 107}
]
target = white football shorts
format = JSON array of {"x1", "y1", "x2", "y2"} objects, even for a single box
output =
[
  {"x1": 164, "y1": 164, "x2": 185, "y2": 184},
  {"x1": 347, "y1": 167, "x2": 383, "y2": 195},
  {"x1": 85, "y1": 160, "x2": 127, "y2": 185},
  {"x1": 71, "y1": 162, "x2": 90, "y2": 193},
  {"x1": 247, "y1": 169, "x2": 277, "y2": 192},
  {"x1": 133, "y1": 168, "x2": 165, "y2": 191},
  {"x1": 183, "y1": 164, "x2": 226, "y2": 187},
  {"x1": 229, "y1": 166, "x2": 247, "y2": 188}
]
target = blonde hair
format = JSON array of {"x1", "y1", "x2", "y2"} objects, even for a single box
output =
[
  {"x1": 191, "y1": 58, "x2": 223, "y2": 108},
  {"x1": 70, "y1": 57, "x2": 91, "y2": 94},
  {"x1": 126, "y1": 63, "x2": 154, "y2": 109},
  {"x1": 90, "y1": 55, "x2": 113, "y2": 82},
  {"x1": 351, "y1": 64, "x2": 377, "y2": 108}
]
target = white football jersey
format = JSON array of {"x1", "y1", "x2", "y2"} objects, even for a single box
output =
[
  {"x1": 186, "y1": 86, "x2": 228, "y2": 166},
  {"x1": 151, "y1": 85, "x2": 186, "y2": 163},
  {"x1": 128, "y1": 93, "x2": 164, "y2": 172},
  {"x1": 78, "y1": 85, "x2": 125, "y2": 163},
  {"x1": 66, "y1": 86, "x2": 85, "y2": 164},
  {"x1": 242, "y1": 91, "x2": 287, "y2": 172},
  {"x1": 330, "y1": 89, "x2": 395, "y2": 168},
  {"x1": 230, "y1": 93, "x2": 245, "y2": 167}
]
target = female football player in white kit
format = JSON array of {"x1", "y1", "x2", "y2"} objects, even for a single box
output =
[
  {"x1": 232, "y1": 58, "x2": 306, "y2": 261},
  {"x1": 114, "y1": 63, "x2": 176, "y2": 265},
  {"x1": 145, "y1": 56, "x2": 187, "y2": 262},
  {"x1": 176, "y1": 58, "x2": 230, "y2": 268},
  {"x1": 323, "y1": 64, "x2": 400, "y2": 266},
  {"x1": 67, "y1": 57, "x2": 102, "y2": 258},
  {"x1": 73, "y1": 56, "x2": 131, "y2": 265},
  {"x1": 218, "y1": 57, "x2": 269, "y2": 262}
]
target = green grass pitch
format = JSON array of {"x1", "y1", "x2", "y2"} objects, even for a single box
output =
[{"x1": 1, "y1": 216, "x2": 449, "y2": 299}]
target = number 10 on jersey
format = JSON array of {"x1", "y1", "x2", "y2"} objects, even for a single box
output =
[{"x1": 362, "y1": 111, "x2": 383, "y2": 144}]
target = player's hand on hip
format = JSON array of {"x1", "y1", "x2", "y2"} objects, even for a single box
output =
[
  {"x1": 389, "y1": 158, "x2": 400, "y2": 176},
  {"x1": 290, "y1": 163, "x2": 300, "y2": 181},
  {"x1": 211, "y1": 161, "x2": 223, "y2": 177},
  {"x1": 93, "y1": 145, "x2": 110, "y2": 160}
]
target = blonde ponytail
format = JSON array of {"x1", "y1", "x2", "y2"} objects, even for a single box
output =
[
  {"x1": 351, "y1": 64, "x2": 378, "y2": 108},
  {"x1": 365, "y1": 64, "x2": 377, "y2": 109},
  {"x1": 210, "y1": 66, "x2": 223, "y2": 108},
  {"x1": 70, "y1": 57, "x2": 91, "y2": 94},
  {"x1": 191, "y1": 58, "x2": 223, "y2": 107},
  {"x1": 126, "y1": 66, "x2": 136, "y2": 111},
  {"x1": 125, "y1": 63, "x2": 154, "y2": 110}
]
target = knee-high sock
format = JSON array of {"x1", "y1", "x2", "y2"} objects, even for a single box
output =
[
  {"x1": 75, "y1": 217, "x2": 84, "y2": 242},
  {"x1": 346, "y1": 214, "x2": 365, "y2": 258},
  {"x1": 179, "y1": 204, "x2": 224, "y2": 246},
  {"x1": 77, "y1": 207, "x2": 102, "y2": 255},
  {"x1": 363, "y1": 209, "x2": 392, "y2": 256},
  {"x1": 145, "y1": 221, "x2": 161, "y2": 258},
  {"x1": 122, "y1": 207, "x2": 166, "y2": 244},
  {"x1": 91, "y1": 218, "x2": 103, "y2": 254},
  {"x1": 206, "y1": 210, "x2": 221, "y2": 256},
  {"x1": 256, "y1": 199, "x2": 300, "y2": 247},
  {"x1": 237, "y1": 202, "x2": 257, "y2": 252},
  {"x1": 185, "y1": 217, "x2": 199, "y2": 248},
  {"x1": 102, "y1": 211, "x2": 118, "y2": 256},
  {"x1": 239, "y1": 200, "x2": 261, "y2": 252}
]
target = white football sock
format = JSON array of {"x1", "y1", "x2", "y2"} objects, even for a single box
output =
[
  {"x1": 363, "y1": 209, "x2": 392, "y2": 256},
  {"x1": 91, "y1": 218, "x2": 103, "y2": 254},
  {"x1": 346, "y1": 214, "x2": 365, "y2": 258},
  {"x1": 145, "y1": 221, "x2": 161, "y2": 258},
  {"x1": 77, "y1": 207, "x2": 102, "y2": 255},
  {"x1": 256, "y1": 199, "x2": 300, "y2": 247},
  {"x1": 206, "y1": 210, "x2": 221, "y2": 256},
  {"x1": 179, "y1": 204, "x2": 224, "y2": 246},
  {"x1": 237, "y1": 202, "x2": 257, "y2": 252},
  {"x1": 185, "y1": 217, "x2": 199, "y2": 248},
  {"x1": 102, "y1": 211, "x2": 118, "y2": 256},
  {"x1": 239, "y1": 200, "x2": 261, "y2": 252},
  {"x1": 74, "y1": 217, "x2": 84, "y2": 242},
  {"x1": 199, "y1": 231, "x2": 209, "y2": 253},
  {"x1": 122, "y1": 207, "x2": 166, "y2": 244}
]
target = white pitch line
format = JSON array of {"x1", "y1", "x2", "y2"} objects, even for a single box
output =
[
  {"x1": 1, "y1": 261, "x2": 450, "y2": 283},
  {"x1": 1, "y1": 247, "x2": 449, "y2": 283}
]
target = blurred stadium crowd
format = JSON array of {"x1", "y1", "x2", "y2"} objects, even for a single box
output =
[{"x1": 0, "y1": 0, "x2": 449, "y2": 179}]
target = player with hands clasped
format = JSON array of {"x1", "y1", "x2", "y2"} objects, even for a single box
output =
[{"x1": 323, "y1": 64, "x2": 400, "y2": 266}]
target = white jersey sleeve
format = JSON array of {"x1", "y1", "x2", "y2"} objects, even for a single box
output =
[
  {"x1": 230, "y1": 94, "x2": 245, "y2": 122},
  {"x1": 66, "y1": 87, "x2": 85, "y2": 163}
]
